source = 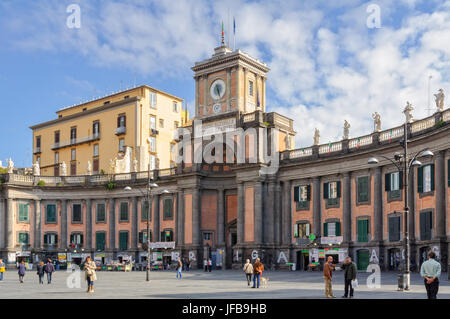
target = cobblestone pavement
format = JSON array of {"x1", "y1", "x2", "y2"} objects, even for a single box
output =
[{"x1": 0, "y1": 269, "x2": 448, "y2": 299}]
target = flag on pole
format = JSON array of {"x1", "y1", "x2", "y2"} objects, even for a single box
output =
[
  {"x1": 221, "y1": 21, "x2": 225, "y2": 45},
  {"x1": 233, "y1": 16, "x2": 236, "y2": 50}
]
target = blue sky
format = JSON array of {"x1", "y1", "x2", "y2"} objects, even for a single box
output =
[{"x1": 1, "y1": 0, "x2": 449, "y2": 168}]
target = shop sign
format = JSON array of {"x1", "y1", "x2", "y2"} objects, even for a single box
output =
[
  {"x1": 95, "y1": 253, "x2": 105, "y2": 258},
  {"x1": 149, "y1": 242, "x2": 175, "y2": 249},
  {"x1": 58, "y1": 253, "x2": 67, "y2": 261},
  {"x1": 320, "y1": 236, "x2": 343, "y2": 245},
  {"x1": 16, "y1": 251, "x2": 31, "y2": 257}
]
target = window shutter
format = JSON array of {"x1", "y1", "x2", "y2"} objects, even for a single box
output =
[
  {"x1": 430, "y1": 164, "x2": 435, "y2": 191},
  {"x1": 44, "y1": 234, "x2": 48, "y2": 245},
  {"x1": 80, "y1": 234, "x2": 84, "y2": 245},
  {"x1": 139, "y1": 232, "x2": 143, "y2": 244},
  {"x1": 117, "y1": 116, "x2": 120, "y2": 128},
  {"x1": 293, "y1": 186, "x2": 299, "y2": 202},
  {"x1": 70, "y1": 234, "x2": 73, "y2": 244},
  {"x1": 336, "y1": 221, "x2": 341, "y2": 236},
  {"x1": 324, "y1": 223, "x2": 328, "y2": 237},
  {"x1": 323, "y1": 183, "x2": 329, "y2": 199},
  {"x1": 399, "y1": 171, "x2": 403, "y2": 189},
  {"x1": 420, "y1": 213, "x2": 426, "y2": 240},
  {"x1": 417, "y1": 166, "x2": 423, "y2": 193},
  {"x1": 337, "y1": 181, "x2": 341, "y2": 198},
  {"x1": 427, "y1": 211, "x2": 433, "y2": 240},
  {"x1": 448, "y1": 159, "x2": 450, "y2": 187},
  {"x1": 388, "y1": 218, "x2": 393, "y2": 241},
  {"x1": 385, "y1": 173, "x2": 390, "y2": 191},
  {"x1": 55, "y1": 234, "x2": 58, "y2": 244},
  {"x1": 307, "y1": 185, "x2": 311, "y2": 201}
]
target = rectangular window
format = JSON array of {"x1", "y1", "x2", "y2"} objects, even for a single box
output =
[
  {"x1": 150, "y1": 116, "x2": 156, "y2": 130},
  {"x1": 357, "y1": 219, "x2": 369, "y2": 242},
  {"x1": 18, "y1": 232, "x2": 29, "y2": 245},
  {"x1": 161, "y1": 230, "x2": 173, "y2": 242},
  {"x1": 294, "y1": 223, "x2": 310, "y2": 239},
  {"x1": 96, "y1": 203, "x2": 106, "y2": 223},
  {"x1": 142, "y1": 200, "x2": 150, "y2": 221},
  {"x1": 119, "y1": 202, "x2": 129, "y2": 222},
  {"x1": 44, "y1": 233, "x2": 57, "y2": 245},
  {"x1": 150, "y1": 92, "x2": 157, "y2": 108},
  {"x1": 96, "y1": 232, "x2": 106, "y2": 251},
  {"x1": 159, "y1": 119, "x2": 164, "y2": 128},
  {"x1": 388, "y1": 216, "x2": 401, "y2": 242},
  {"x1": 249, "y1": 80, "x2": 254, "y2": 96},
  {"x1": 149, "y1": 136, "x2": 156, "y2": 152},
  {"x1": 54, "y1": 152, "x2": 59, "y2": 164},
  {"x1": 71, "y1": 149, "x2": 76, "y2": 161},
  {"x1": 117, "y1": 115, "x2": 126, "y2": 128},
  {"x1": 70, "y1": 127, "x2": 77, "y2": 142},
  {"x1": 18, "y1": 203, "x2": 29, "y2": 222},
  {"x1": 119, "y1": 231, "x2": 129, "y2": 250},
  {"x1": 119, "y1": 138, "x2": 125, "y2": 152},
  {"x1": 150, "y1": 155, "x2": 156, "y2": 170},
  {"x1": 139, "y1": 230, "x2": 151, "y2": 243},
  {"x1": 70, "y1": 233, "x2": 84, "y2": 246},
  {"x1": 418, "y1": 164, "x2": 435, "y2": 193},
  {"x1": 324, "y1": 222, "x2": 341, "y2": 237},
  {"x1": 163, "y1": 198, "x2": 173, "y2": 220},
  {"x1": 329, "y1": 182, "x2": 337, "y2": 199},
  {"x1": 46, "y1": 204, "x2": 57, "y2": 223},
  {"x1": 203, "y1": 232, "x2": 212, "y2": 241},
  {"x1": 423, "y1": 165, "x2": 432, "y2": 193},
  {"x1": 420, "y1": 211, "x2": 432, "y2": 241},
  {"x1": 93, "y1": 158, "x2": 99, "y2": 173},
  {"x1": 70, "y1": 162, "x2": 76, "y2": 176},
  {"x1": 54, "y1": 131, "x2": 60, "y2": 144},
  {"x1": 391, "y1": 172, "x2": 400, "y2": 191},
  {"x1": 93, "y1": 144, "x2": 99, "y2": 157},
  {"x1": 357, "y1": 176, "x2": 369, "y2": 203},
  {"x1": 93, "y1": 122, "x2": 100, "y2": 137},
  {"x1": 173, "y1": 102, "x2": 179, "y2": 112},
  {"x1": 72, "y1": 204, "x2": 82, "y2": 223},
  {"x1": 36, "y1": 136, "x2": 41, "y2": 148}
]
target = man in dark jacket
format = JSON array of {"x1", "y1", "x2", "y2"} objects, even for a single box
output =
[
  {"x1": 44, "y1": 258, "x2": 55, "y2": 284},
  {"x1": 341, "y1": 256, "x2": 357, "y2": 298}
]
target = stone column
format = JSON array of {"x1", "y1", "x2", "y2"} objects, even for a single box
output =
[
  {"x1": 281, "y1": 180, "x2": 292, "y2": 245},
  {"x1": 265, "y1": 179, "x2": 276, "y2": 244},
  {"x1": 203, "y1": 75, "x2": 208, "y2": 116},
  {"x1": 343, "y1": 173, "x2": 352, "y2": 243},
  {"x1": 217, "y1": 188, "x2": 225, "y2": 247},
  {"x1": 254, "y1": 181, "x2": 263, "y2": 245},
  {"x1": 177, "y1": 190, "x2": 185, "y2": 246},
  {"x1": 34, "y1": 200, "x2": 41, "y2": 249},
  {"x1": 108, "y1": 198, "x2": 116, "y2": 250},
  {"x1": 435, "y1": 151, "x2": 446, "y2": 239},
  {"x1": 373, "y1": 167, "x2": 383, "y2": 242},
  {"x1": 195, "y1": 76, "x2": 199, "y2": 117},
  {"x1": 236, "y1": 66, "x2": 241, "y2": 111},
  {"x1": 243, "y1": 68, "x2": 248, "y2": 112},
  {"x1": 313, "y1": 177, "x2": 321, "y2": 236},
  {"x1": 237, "y1": 182, "x2": 245, "y2": 245},
  {"x1": 6, "y1": 198, "x2": 14, "y2": 250},
  {"x1": 192, "y1": 188, "x2": 201, "y2": 246},
  {"x1": 0, "y1": 198, "x2": 5, "y2": 249},
  {"x1": 226, "y1": 68, "x2": 232, "y2": 111},
  {"x1": 61, "y1": 200, "x2": 68, "y2": 249},
  {"x1": 153, "y1": 194, "x2": 160, "y2": 242},
  {"x1": 85, "y1": 199, "x2": 92, "y2": 250},
  {"x1": 132, "y1": 197, "x2": 138, "y2": 249},
  {"x1": 274, "y1": 182, "x2": 282, "y2": 245}
]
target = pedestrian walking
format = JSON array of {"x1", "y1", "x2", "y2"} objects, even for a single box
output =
[
  {"x1": 252, "y1": 258, "x2": 264, "y2": 289},
  {"x1": 243, "y1": 259, "x2": 253, "y2": 286},
  {"x1": 0, "y1": 258, "x2": 5, "y2": 281},
  {"x1": 84, "y1": 256, "x2": 97, "y2": 293},
  {"x1": 207, "y1": 258, "x2": 212, "y2": 272},
  {"x1": 341, "y1": 256, "x2": 357, "y2": 298},
  {"x1": 323, "y1": 256, "x2": 336, "y2": 298},
  {"x1": 18, "y1": 260, "x2": 26, "y2": 283},
  {"x1": 44, "y1": 258, "x2": 55, "y2": 284},
  {"x1": 420, "y1": 251, "x2": 441, "y2": 299},
  {"x1": 176, "y1": 258, "x2": 183, "y2": 279},
  {"x1": 36, "y1": 261, "x2": 45, "y2": 284},
  {"x1": 203, "y1": 258, "x2": 208, "y2": 272}
]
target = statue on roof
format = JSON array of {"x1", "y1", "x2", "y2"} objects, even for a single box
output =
[
  {"x1": 7, "y1": 158, "x2": 14, "y2": 174},
  {"x1": 313, "y1": 128, "x2": 320, "y2": 146},
  {"x1": 372, "y1": 112, "x2": 381, "y2": 132},
  {"x1": 403, "y1": 101, "x2": 414, "y2": 123},
  {"x1": 434, "y1": 88, "x2": 445, "y2": 111},
  {"x1": 343, "y1": 120, "x2": 351, "y2": 140}
]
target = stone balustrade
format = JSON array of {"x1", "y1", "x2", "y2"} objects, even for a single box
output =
[
  {"x1": 411, "y1": 117, "x2": 435, "y2": 133},
  {"x1": 319, "y1": 141, "x2": 342, "y2": 154}
]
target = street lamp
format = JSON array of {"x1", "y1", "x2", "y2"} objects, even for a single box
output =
[
  {"x1": 124, "y1": 178, "x2": 169, "y2": 282},
  {"x1": 368, "y1": 122, "x2": 433, "y2": 290}
]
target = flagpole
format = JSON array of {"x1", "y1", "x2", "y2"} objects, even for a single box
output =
[
  {"x1": 233, "y1": 17, "x2": 236, "y2": 50},
  {"x1": 228, "y1": 8, "x2": 230, "y2": 47}
]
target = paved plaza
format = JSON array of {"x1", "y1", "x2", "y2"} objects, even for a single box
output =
[{"x1": 0, "y1": 269, "x2": 449, "y2": 299}]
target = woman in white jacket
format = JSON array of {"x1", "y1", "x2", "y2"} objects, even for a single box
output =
[
  {"x1": 243, "y1": 259, "x2": 253, "y2": 286},
  {"x1": 84, "y1": 256, "x2": 97, "y2": 293}
]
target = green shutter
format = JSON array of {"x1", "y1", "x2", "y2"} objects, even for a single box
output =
[
  {"x1": 139, "y1": 232, "x2": 143, "y2": 244},
  {"x1": 448, "y1": 159, "x2": 450, "y2": 187},
  {"x1": 385, "y1": 173, "x2": 390, "y2": 191},
  {"x1": 337, "y1": 181, "x2": 341, "y2": 198},
  {"x1": 399, "y1": 171, "x2": 403, "y2": 189},
  {"x1": 336, "y1": 221, "x2": 341, "y2": 236},
  {"x1": 430, "y1": 164, "x2": 435, "y2": 191},
  {"x1": 324, "y1": 223, "x2": 328, "y2": 237},
  {"x1": 358, "y1": 177, "x2": 369, "y2": 202},
  {"x1": 293, "y1": 186, "x2": 299, "y2": 202},
  {"x1": 142, "y1": 201, "x2": 149, "y2": 221},
  {"x1": 306, "y1": 185, "x2": 311, "y2": 201},
  {"x1": 80, "y1": 234, "x2": 84, "y2": 245},
  {"x1": 55, "y1": 234, "x2": 58, "y2": 245},
  {"x1": 420, "y1": 213, "x2": 426, "y2": 240},
  {"x1": 164, "y1": 199, "x2": 173, "y2": 219},
  {"x1": 417, "y1": 166, "x2": 424, "y2": 193},
  {"x1": 119, "y1": 232, "x2": 128, "y2": 250},
  {"x1": 323, "y1": 183, "x2": 329, "y2": 199},
  {"x1": 44, "y1": 234, "x2": 48, "y2": 244}
]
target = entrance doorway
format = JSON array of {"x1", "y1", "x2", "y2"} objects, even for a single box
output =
[
  {"x1": 388, "y1": 248, "x2": 401, "y2": 270},
  {"x1": 357, "y1": 249, "x2": 370, "y2": 270},
  {"x1": 296, "y1": 251, "x2": 310, "y2": 271},
  {"x1": 419, "y1": 246, "x2": 431, "y2": 268},
  {"x1": 72, "y1": 257, "x2": 82, "y2": 266}
]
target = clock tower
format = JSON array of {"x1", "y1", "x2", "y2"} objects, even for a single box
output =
[{"x1": 191, "y1": 44, "x2": 270, "y2": 119}]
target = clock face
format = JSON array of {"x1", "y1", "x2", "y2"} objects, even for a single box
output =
[
  {"x1": 210, "y1": 79, "x2": 226, "y2": 100},
  {"x1": 213, "y1": 103, "x2": 221, "y2": 114}
]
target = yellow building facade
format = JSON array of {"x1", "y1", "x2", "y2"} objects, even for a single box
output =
[{"x1": 30, "y1": 85, "x2": 187, "y2": 176}]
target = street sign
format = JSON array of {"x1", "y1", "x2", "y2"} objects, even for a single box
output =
[{"x1": 309, "y1": 233, "x2": 316, "y2": 241}]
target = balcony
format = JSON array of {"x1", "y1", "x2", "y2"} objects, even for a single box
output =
[
  {"x1": 51, "y1": 133, "x2": 101, "y2": 150},
  {"x1": 115, "y1": 126, "x2": 126, "y2": 135},
  {"x1": 33, "y1": 147, "x2": 41, "y2": 154},
  {"x1": 150, "y1": 129, "x2": 159, "y2": 136}
]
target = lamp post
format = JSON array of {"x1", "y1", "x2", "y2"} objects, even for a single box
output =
[
  {"x1": 368, "y1": 121, "x2": 433, "y2": 290},
  {"x1": 124, "y1": 167, "x2": 169, "y2": 282}
]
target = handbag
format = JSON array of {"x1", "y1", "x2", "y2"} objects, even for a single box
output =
[{"x1": 351, "y1": 279, "x2": 358, "y2": 289}]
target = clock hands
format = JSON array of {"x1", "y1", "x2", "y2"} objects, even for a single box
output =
[{"x1": 215, "y1": 84, "x2": 221, "y2": 97}]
